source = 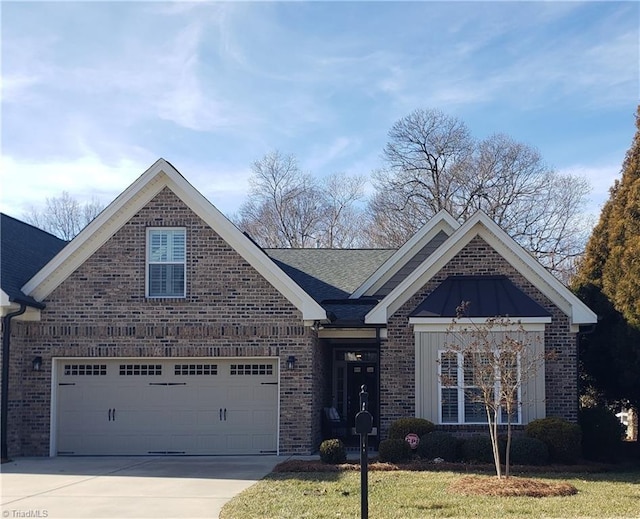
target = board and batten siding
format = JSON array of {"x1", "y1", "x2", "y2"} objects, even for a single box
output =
[{"x1": 414, "y1": 330, "x2": 546, "y2": 425}]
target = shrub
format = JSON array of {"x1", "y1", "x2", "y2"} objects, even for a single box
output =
[
  {"x1": 319, "y1": 439, "x2": 347, "y2": 464},
  {"x1": 378, "y1": 438, "x2": 412, "y2": 463},
  {"x1": 579, "y1": 406, "x2": 625, "y2": 462},
  {"x1": 526, "y1": 417, "x2": 582, "y2": 464},
  {"x1": 509, "y1": 436, "x2": 550, "y2": 465},
  {"x1": 459, "y1": 435, "x2": 495, "y2": 463},
  {"x1": 388, "y1": 418, "x2": 435, "y2": 440},
  {"x1": 417, "y1": 431, "x2": 458, "y2": 461}
]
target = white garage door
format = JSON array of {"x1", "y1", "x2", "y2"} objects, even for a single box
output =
[{"x1": 55, "y1": 358, "x2": 278, "y2": 455}]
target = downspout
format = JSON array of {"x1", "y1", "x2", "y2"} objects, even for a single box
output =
[{"x1": 1, "y1": 303, "x2": 27, "y2": 462}]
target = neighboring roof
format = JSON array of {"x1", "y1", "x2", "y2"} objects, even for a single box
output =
[
  {"x1": 366, "y1": 211, "x2": 597, "y2": 329},
  {"x1": 21, "y1": 159, "x2": 327, "y2": 322},
  {"x1": 410, "y1": 275, "x2": 552, "y2": 318},
  {"x1": 351, "y1": 210, "x2": 459, "y2": 299},
  {"x1": 1, "y1": 213, "x2": 67, "y2": 308}
]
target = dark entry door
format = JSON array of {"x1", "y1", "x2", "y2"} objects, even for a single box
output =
[{"x1": 346, "y1": 362, "x2": 378, "y2": 432}]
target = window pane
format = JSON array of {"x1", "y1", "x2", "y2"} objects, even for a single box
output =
[
  {"x1": 149, "y1": 264, "x2": 185, "y2": 297},
  {"x1": 440, "y1": 352, "x2": 457, "y2": 386},
  {"x1": 149, "y1": 231, "x2": 168, "y2": 262},
  {"x1": 464, "y1": 352, "x2": 493, "y2": 387},
  {"x1": 441, "y1": 388, "x2": 458, "y2": 423},
  {"x1": 171, "y1": 232, "x2": 185, "y2": 261},
  {"x1": 464, "y1": 388, "x2": 488, "y2": 423},
  {"x1": 500, "y1": 388, "x2": 519, "y2": 423},
  {"x1": 149, "y1": 230, "x2": 185, "y2": 262}
]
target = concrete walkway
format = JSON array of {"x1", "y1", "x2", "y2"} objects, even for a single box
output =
[{"x1": 1, "y1": 456, "x2": 286, "y2": 519}]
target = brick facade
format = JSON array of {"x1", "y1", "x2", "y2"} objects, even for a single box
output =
[
  {"x1": 6, "y1": 188, "x2": 324, "y2": 457},
  {"x1": 379, "y1": 236, "x2": 578, "y2": 439},
  {"x1": 3, "y1": 189, "x2": 585, "y2": 458}
]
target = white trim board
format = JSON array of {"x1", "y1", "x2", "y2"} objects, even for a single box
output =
[{"x1": 22, "y1": 159, "x2": 327, "y2": 322}]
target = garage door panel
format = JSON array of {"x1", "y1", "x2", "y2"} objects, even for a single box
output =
[
  {"x1": 194, "y1": 434, "x2": 225, "y2": 454},
  {"x1": 56, "y1": 358, "x2": 278, "y2": 455}
]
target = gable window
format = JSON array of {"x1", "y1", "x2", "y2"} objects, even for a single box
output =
[
  {"x1": 147, "y1": 228, "x2": 186, "y2": 298},
  {"x1": 438, "y1": 350, "x2": 521, "y2": 425}
]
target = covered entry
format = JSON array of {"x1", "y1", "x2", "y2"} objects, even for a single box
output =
[
  {"x1": 54, "y1": 358, "x2": 278, "y2": 455},
  {"x1": 329, "y1": 347, "x2": 379, "y2": 442}
]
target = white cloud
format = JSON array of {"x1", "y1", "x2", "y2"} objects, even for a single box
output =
[
  {"x1": 0, "y1": 155, "x2": 147, "y2": 218},
  {"x1": 0, "y1": 154, "x2": 252, "y2": 220}
]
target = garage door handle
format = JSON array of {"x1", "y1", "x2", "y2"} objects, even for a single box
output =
[
  {"x1": 224, "y1": 408, "x2": 227, "y2": 421},
  {"x1": 113, "y1": 408, "x2": 116, "y2": 421},
  {"x1": 108, "y1": 409, "x2": 112, "y2": 421},
  {"x1": 219, "y1": 408, "x2": 223, "y2": 421}
]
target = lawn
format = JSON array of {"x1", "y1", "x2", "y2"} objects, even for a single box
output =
[{"x1": 220, "y1": 466, "x2": 640, "y2": 519}]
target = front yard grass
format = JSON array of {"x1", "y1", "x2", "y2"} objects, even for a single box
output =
[{"x1": 220, "y1": 466, "x2": 640, "y2": 519}]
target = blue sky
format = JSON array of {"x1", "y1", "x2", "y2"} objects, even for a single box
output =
[{"x1": 1, "y1": 1, "x2": 638, "y2": 223}]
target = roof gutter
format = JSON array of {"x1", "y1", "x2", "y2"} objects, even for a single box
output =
[{"x1": 1, "y1": 303, "x2": 27, "y2": 462}]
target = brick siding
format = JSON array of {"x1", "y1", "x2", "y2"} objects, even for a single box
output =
[
  {"x1": 379, "y1": 236, "x2": 579, "y2": 439},
  {"x1": 6, "y1": 188, "x2": 323, "y2": 456}
]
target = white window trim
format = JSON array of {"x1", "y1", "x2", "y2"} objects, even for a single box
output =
[
  {"x1": 437, "y1": 350, "x2": 522, "y2": 425},
  {"x1": 146, "y1": 227, "x2": 186, "y2": 298},
  {"x1": 411, "y1": 317, "x2": 550, "y2": 333}
]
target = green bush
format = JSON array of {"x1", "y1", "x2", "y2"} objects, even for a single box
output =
[
  {"x1": 525, "y1": 417, "x2": 582, "y2": 464},
  {"x1": 579, "y1": 406, "x2": 625, "y2": 462},
  {"x1": 459, "y1": 435, "x2": 495, "y2": 463},
  {"x1": 417, "y1": 431, "x2": 458, "y2": 461},
  {"x1": 378, "y1": 438, "x2": 412, "y2": 463},
  {"x1": 319, "y1": 439, "x2": 347, "y2": 464},
  {"x1": 388, "y1": 418, "x2": 435, "y2": 440},
  {"x1": 509, "y1": 436, "x2": 549, "y2": 465}
]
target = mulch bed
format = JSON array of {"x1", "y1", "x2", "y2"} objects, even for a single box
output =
[{"x1": 448, "y1": 475, "x2": 578, "y2": 497}]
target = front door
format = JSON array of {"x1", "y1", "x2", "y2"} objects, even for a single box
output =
[
  {"x1": 332, "y1": 349, "x2": 378, "y2": 439},
  {"x1": 347, "y1": 362, "x2": 377, "y2": 431}
]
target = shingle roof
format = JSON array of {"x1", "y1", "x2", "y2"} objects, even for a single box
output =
[
  {"x1": 1, "y1": 213, "x2": 67, "y2": 308},
  {"x1": 410, "y1": 275, "x2": 552, "y2": 318},
  {"x1": 265, "y1": 249, "x2": 395, "y2": 301},
  {"x1": 265, "y1": 249, "x2": 395, "y2": 323}
]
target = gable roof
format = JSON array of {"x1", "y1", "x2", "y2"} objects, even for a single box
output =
[
  {"x1": 266, "y1": 249, "x2": 395, "y2": 302},
  {"x1": 366, "y1": 211, "x2": 597, "y2": 330},
  {"x1": 409, "y1": 275, "x2": 552, "y2": 319},
  {"x1": 1, "y1": 213, "x2": 67, "y2": 310},
  {"x1": 266, "y1": 248, "x2": 395, "y2": 325},
  {"x1": 21, "y1": 159, "x2": 327, "y2": 323},
  {"x1": 351, "y1": 210, "x2": 459, "y2": 299}
]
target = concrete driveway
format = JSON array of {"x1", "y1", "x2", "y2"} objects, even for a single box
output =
[{"x1": 1, "y1": 456, "x2": 286, "y2": 519}]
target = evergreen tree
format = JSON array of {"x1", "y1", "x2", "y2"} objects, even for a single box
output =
[{"x1": 573, "y1": 105, "x2": 640, "y2": 408}]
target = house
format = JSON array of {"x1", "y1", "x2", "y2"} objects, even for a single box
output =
[{"x1": 0, "y1": 159, "x2": 597, "y2": 458}]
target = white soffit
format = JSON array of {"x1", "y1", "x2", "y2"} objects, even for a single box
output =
[
  {"x1": 365, "y1": 211, "x2": 597, "y2": 327},
  {"x1": 22, "y1": 159, "x2": 327, "y2": 322}
]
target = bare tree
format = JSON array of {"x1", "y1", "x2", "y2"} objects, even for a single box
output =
[
  {"x1": 317, "y1": 173, "x2": 367, "y2": 248},
  {"x1": 235, "y1": 151, "x2": 367, "y2": 248},
  {"x1": 442, "y1": 303, "x2": 548, "y2": 479},
  {"x1": 468, "y1": 134, "x2": 590, "y2": 282},
  {"x1": 23, "y1": 191, "x2": 104, "y2": 240},
  {"x1": 374, "y1": 108, "x2": 474, "y2": 219},
  {"x1": 368, "y1": 110, "x2": 591, "y2": 280}
]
